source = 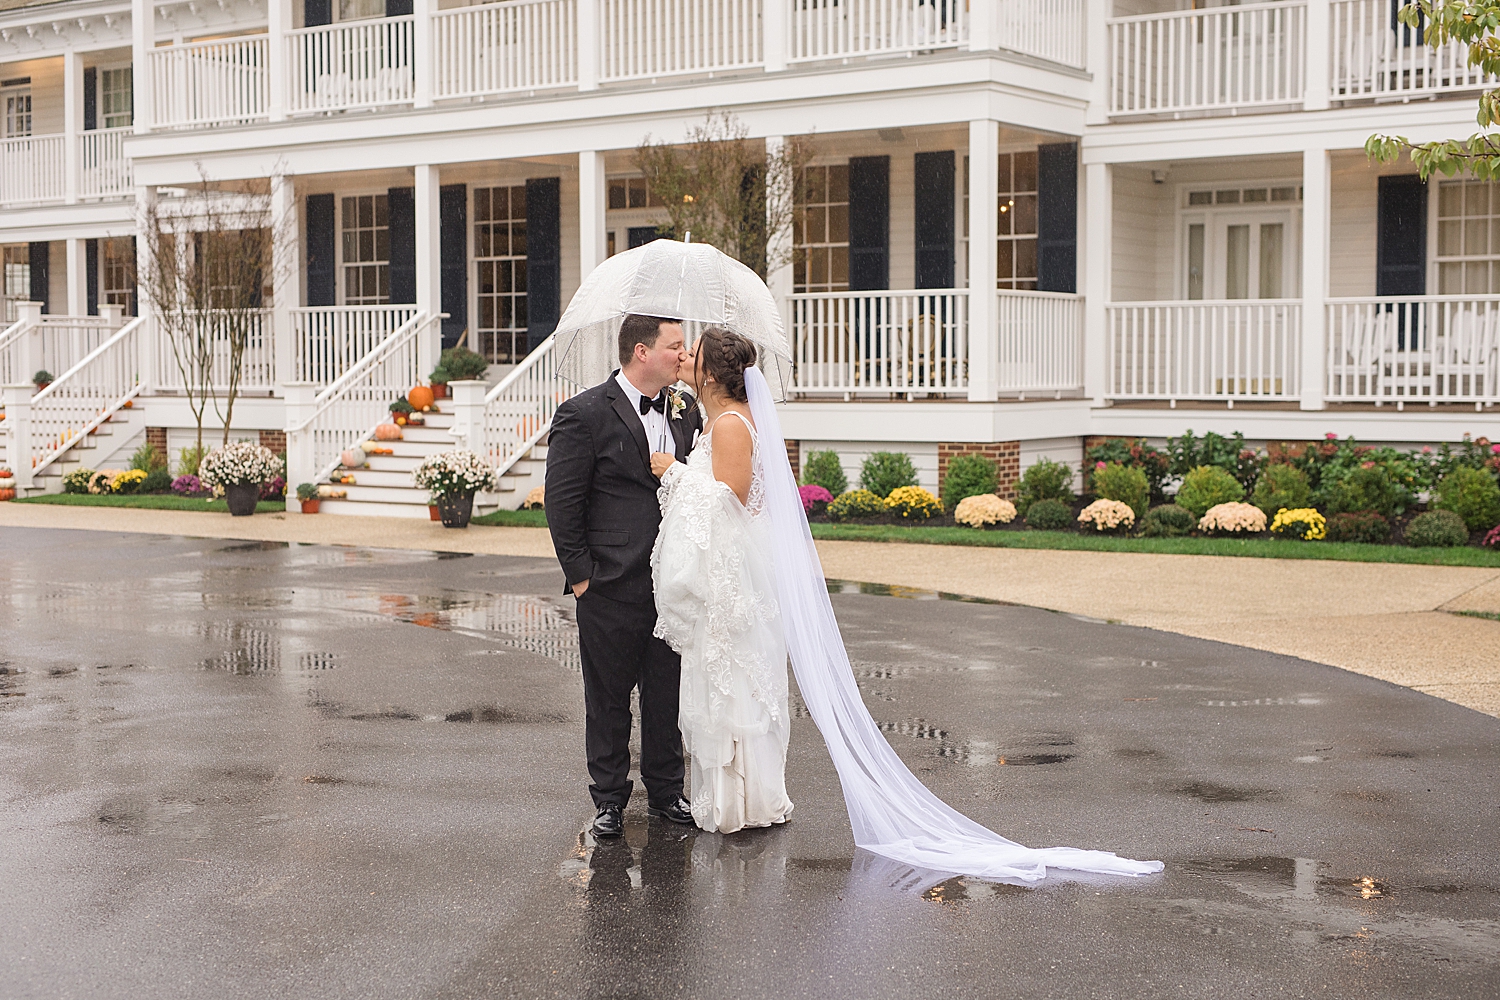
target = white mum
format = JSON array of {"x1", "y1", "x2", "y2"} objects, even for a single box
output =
[
  {"x1": 413, "y1": 449, "x2": 495, "y2": 497},
  {"x1": 1199, "y1": 501, "x2": 1267, "y2": 534},
  {"x1": 199, "y1": 442, "x2": 281, "y2": 488},
  {"x1": 1078, "y1": 498, "x2": 1135, "y2": 531}
]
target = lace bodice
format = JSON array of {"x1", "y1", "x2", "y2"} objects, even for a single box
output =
[{"x1": 689, "y1": 409, "x2": 767, "y2": 517}]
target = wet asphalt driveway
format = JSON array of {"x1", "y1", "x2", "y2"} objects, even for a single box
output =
[{"x1": 0, "y1": 527, "x2": 1497, "y2": 1000}]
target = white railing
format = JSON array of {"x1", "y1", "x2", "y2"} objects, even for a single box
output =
[
  {"x1": 1327, "y1": 296, "x2": 1500, "y2": 404},
  {"x1": 433, "y1": 0, "x2": 577, "y2": 99},
  {"x1": 290, "y1": 311, "x2": 434, "y2": 483},
  {"x1": 1107, "y1": 300, "x2": 1301, "y2": 401},
  {"x1": 0, "y1": 134, "x2": 65, "y2": 207},
  {"x1": 32, "y1": 316, "x2": 119, "y2": 384},
  {"x1": 78, "y1": 127, "x2": 133, "y2": 199},
  {"x1": 0, "y1": 316, "x2": 31, "y2": 387},
  {"x1": 151, "y1": 34, "x2": 270, "y2": 128},
  {"x1": 287, "y1": 16, "x2": 415, "y2": 114},
  {"x1": 997, "y1": 0, "x2": 1085, "y2": 68},
  {"x1": 599, "y1": 0, "x2": 763, "y2": 82},
  {"x1": 292, "y1": 305, "x2": 419, "y2": 385},
  {"x1": 790, "y1": 289, "x2": 968, "y2": 395},
  {"x1": 152, "y1": 310, "x2": 276, "y2": 391},
  {"x1": 479, "y1": 333, "x2": 579, "y2": 477},
  {"x1": 1330, "y1": 0, "x2": 1496, "y2": 100},
  {"x1": 27, "y1": 316, "x2": 146, "y2": 475},
  {"x1": 1109, "y1": 1, "x2": 1306, "y2": 116},
  {"x1": 996, "y1": 290, "x2": 1083, "y2": 395},
  {"x1": 790, "y1": 0, "x2": 967, "y2": 62}
]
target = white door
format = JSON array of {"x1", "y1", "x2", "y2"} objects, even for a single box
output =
[
  {"x1": 1, "y1": 85, "x2": 31, "y2": 138},
  {"x1": 1183, "y1": 210, "x2": 1296, "y2": 300}
]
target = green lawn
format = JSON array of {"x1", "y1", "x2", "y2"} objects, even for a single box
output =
[
  {"x1": 470, "y1": 507, "x2": 549, "y2": 528},
  {"x1": 15, "y1": 493, "x2": 286, "y2": 515}
]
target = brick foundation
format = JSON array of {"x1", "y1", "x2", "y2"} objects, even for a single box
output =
[
  {"x1": 259, "y1": 429, "x2": 287, "y2": 455},
  {"x1": 785, "y1": 439, "x2": 799, "y2": 481},
  {"x1": 938, "y1": 441, "x2": 1020, "y2": 499},
  {"x1": 146, "y1": 427, "x2": 168, "y2": 461}
]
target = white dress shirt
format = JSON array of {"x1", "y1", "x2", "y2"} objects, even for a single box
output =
[{"x1": 615, "y1": 370, "x2": 671, "y2": 453}]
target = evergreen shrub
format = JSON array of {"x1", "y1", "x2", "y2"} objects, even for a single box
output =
[
  {"x1": 1431, "y1": 465, "x2": 1500, "y2": 531},
  {"x1": 860, "y1": 452, "x2": 918, "y2": 498},
  {"x1": 1404, "y1": 510, "x2": 1470, "y2": 548},
  {"x1": 801, "y1": 450, "x2": 848, "y2": 497},
  {"x1": 1024, "y1": 498, "x2": 1074, "y2": 531},
  {"x1": 1174, "y1": 465, "x2": 1245, "y2": 517},
  {"x1": 1140, "y1": 503, "x2": 1196, "y2": 538},
  {"x1": 941, "y1": 454, "x2": 998, "y2": 508}
]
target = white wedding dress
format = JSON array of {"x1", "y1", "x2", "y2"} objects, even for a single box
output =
[{"x1": 651, "y1": 410, "x2": 795, "y2": 834}]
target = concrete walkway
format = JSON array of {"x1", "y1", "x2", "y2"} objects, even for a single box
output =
[{"x1": 3, "y1": 501, "x2": 1497, "y2": 717}]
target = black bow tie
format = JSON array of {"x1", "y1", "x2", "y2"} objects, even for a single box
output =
[{"x1": 639, "y1": 392, "x2": 666, "y2": 415}]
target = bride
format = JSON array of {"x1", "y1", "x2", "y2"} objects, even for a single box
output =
[{"x1": 650, "y1": 326, "x2": 1161, "y2": 880}]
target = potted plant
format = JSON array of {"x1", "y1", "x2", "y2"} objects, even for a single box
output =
[
  {"x1": 296, "y1": 482, "x2": 321, "y2": 514},
  {"x1": 413, "y1": 449, "x2": 494, "y2": 528},
  {"x1": 199, "y1": 441, "x2": 282, "y2": 517},
  {"x1": 438, "y1": 346, "x2": 489, "y2": 384},
  {"x1": 429, "y1": 365, "x2": 451, "y2": 399},
  {"x1": 389, "y1": 398, "x2": 415, "y2": 426},
  {"x1": 32, "y1": 370, "x2": 53, "y2": 392}
]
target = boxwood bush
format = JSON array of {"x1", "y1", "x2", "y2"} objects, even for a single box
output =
[
  {"x1": 1174, "y1": 465, "x2": 1245, "y2": 517},
  {"x1": 1324, "y1": 464, "x2": 1402, "y2": 517},
  {"x1": 1024, "y1": 497, "x2": 1074, "y2": 531},
  {"x1": 1251, "y1": 463, "x2": 1311, "y2": 518},
  {"x1": 801, "y1": 450, "x2": 848, "y2": 497},
  {"x1": 859, "y1": 452, "x2": 918, "y2": 499},
  {"x1": 1404, "y1": 509, "x2": 1469, "y2": 548},
  {"x1": 1091, "y1": 462, "x2": 1150, "y2": 520},
  {"x1": 1016, "y1": 459, "x2": 1076, "y2": 513},
  {"x1": 1431, "y1": 465, "x2": 1500, "y2": 532},
  {"x1": 940, "y1": 454, "x2": 998, "y2": 509},
  {"x1": 1325, "y1": 510, "x2": 1392, "y2": 544},
  {"x1": 1140, "y1": 503, "x2": 1197, "y2": 538}
]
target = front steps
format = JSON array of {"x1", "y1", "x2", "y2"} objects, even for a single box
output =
[{"x1": 14, "y1": 404, "x2": 150, "y2": 496}]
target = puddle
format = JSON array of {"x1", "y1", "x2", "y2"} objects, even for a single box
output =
[
  {"x1": 1114, "y1": 747, "x2": 1164, "y2": 760},
  {"x1": 1375, "y1": 750, "x2": 1418, "y2": 759},
  {"x1": 1200, "y1": 697, "x2": 1324, "y2": 707},
  {"x1": 1174, "y1": 781, "x2": 1275, "y2": 803},
  {"x1": 444, "y1": 705, "x2": 567, "y2": 724},
  {"x1": 1321, "y1": 875, "x2": 1393, "y2": 900},
  {"x1": 998, "y1": 753, "x2": 1074, "y2": 766},
  {"x1": 826, "y1": 579, "x2": 1008, "y2": 605}
]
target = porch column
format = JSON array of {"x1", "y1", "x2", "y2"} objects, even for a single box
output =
[
  {"x1": 131, "y1": 0, "x2": 153, "y2": 133},
  {"x1": 967, "y1": 120, "x2": 998, "y2": 402},
  {"x1": 64, "y1": 50, "x2": 81, "y2": 204},
  {"x1": 267, "y1": 0, "x2": 290, "y2": 121},
  {"x1": 1082, "y1": 160, "x2": 1112, "y2": 406},
  {"x1": 578, "y1": 0, "x2": 599, "y2": 91},
  {"x1": 1303, "y1": 0, "x2": 1331, "y2": 112},
  {"x1": 765, "y1": 136, "x2": 793, "y2": 335},
  {"x1": 1300, "y1": 147, "x2": 1331, "y2": 411},
  {"x1": 65, "y1": 239, "x2": 88, "y2": 316},
  {"x1": 1085, "y1": 0, "x2": 1110, "y2": 125},
  {"x1": 415, "y1": 164, "x2": 442, "y2": 378},
  {"x1": 271, "y1": 173, "x2": 299, "y2": 386},
  {"x1": 413, "y1": 0, "x2": 434, "y2": 109},
  {"x1": 764, "y1": 0, "x2": 788, "y2": 71},
  {"x1": 967, "y1": 0, "x2": 995, "y2": 50},
  {"x1": 579, "y1": 150, "x2": 607, "y2": 279}
]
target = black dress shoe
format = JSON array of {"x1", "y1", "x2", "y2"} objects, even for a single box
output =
[
  {"x1": 591, "y1": 803, "x2": 624, "y2": 838},
  {"x1": 647, "y1": 795, "x2": 695, "y2": 826}
]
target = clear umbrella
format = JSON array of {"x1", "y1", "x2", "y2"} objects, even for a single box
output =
[{"x1": 552, "y1": 238, "x2": 792, "y2": 400}]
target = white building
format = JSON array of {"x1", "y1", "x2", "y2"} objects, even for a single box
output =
[{"x1": 0, "y1": 0, "x2": 1496, "y2": 513}]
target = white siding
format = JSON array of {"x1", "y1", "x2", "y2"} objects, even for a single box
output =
[
  {"x1": 1112, "y1": 166, "x2": 1173, "y2": 300},
  {"x1": 1020, "y1": 436, "x2": 1083, "y2": 490},
  {"x1": 798, "y1": 440, "x2": 941, "y2": 495}
]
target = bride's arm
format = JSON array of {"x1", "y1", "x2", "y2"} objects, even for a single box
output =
[{"x1": 709, "y1": 417, "x2": 753, "y2": 506}]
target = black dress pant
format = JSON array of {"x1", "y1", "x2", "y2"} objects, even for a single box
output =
[{"x1": 575, "y1": 588, "x2": 684, "y2": 809}]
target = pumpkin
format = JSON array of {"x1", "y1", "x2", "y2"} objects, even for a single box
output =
[
  {"x1": 394, "y1": 415, "x2": 407, "y2": 426},
  {"x1": 0, "y1": 488, "x2": 15, "y2": 502},
  {"x1": 408, "y1": 385, "x2": 435, "y2": 412},
  {"x1": 340, "y1": 448, "x2": 366, "y2": 469},
  {"x1": 375, "y1": 423, "x2": 403, "y2": 441}
]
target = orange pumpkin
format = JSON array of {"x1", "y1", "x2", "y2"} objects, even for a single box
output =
[
  {"x1": 374, "y1": 423, "x2": 404, "y2": 441},
  {"x1": 408, "y1": 385, "x2": 435, "y2": 411},
  {"x1": 0, "y1": 488, "x2": 15, "y2": 502}
]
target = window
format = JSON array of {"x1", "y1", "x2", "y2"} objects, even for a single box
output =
[
  {"x1": 607, "y1": 176, "x2": 664, "y2": 210},
  {"x1": 793, "y1": 164, "x2": 849, "y2": 293},
  {"x1": 1, "y1": 80, "x2": 31, "y2": 138},
  {"x1": 341, "y1": 195, "x2": 389, "y2": 305},
  {"x1": 1436, "y1": 179, "x2": 1500, "y2": 294},
  {"x1": 338, "y1": 0, "x2": 385, "y2": 20},
  {"x1": 102, "y1": 237, "x2": 135, "y2": 313},
  {"x1": 99, "y1": 67, "x2": 133, "y2": 130},
  {"x1": 474, "y1": 185, "x2": 528, "y2": 363},
  {"x1": 996, "y1": 151, "x2": 1037, "y2": 290},
  {"x1": 3, "y1": 245, "x2": 29, "y2": 322}
]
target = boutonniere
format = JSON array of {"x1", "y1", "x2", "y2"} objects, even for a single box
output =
[{"x1": 667, "y1": 388, "x2": 688, "y2": 420}]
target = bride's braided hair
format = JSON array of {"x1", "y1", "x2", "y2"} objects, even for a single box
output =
[{"x1": 695, "y1": 327, "x2": 758, "y2": 403}]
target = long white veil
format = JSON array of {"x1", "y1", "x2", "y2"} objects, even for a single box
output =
[{"x1": 744, "y1": 367, "x2": 1163, "y2": 882}]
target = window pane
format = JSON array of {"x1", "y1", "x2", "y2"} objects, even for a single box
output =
[
  {"x1": 1466, "y1": 218, "x2": 1489, "y2": 256},
  {"x1": 1187, "y1": 224, "x2": 1205, "y2": 300},
  {"x1": 1438, "y1": 220, "x2": 1462, "y2": 257},
  {"x1": 1012, "y1": 194, "x2": 1037, "y2": 235},
  {"x1": 1259, "y1": 223, "x2": 1284, "y2": 299},
  {"x1": 1013, "y1": 151, "x2": 1037, "y2": 193},
  {"x1": 828, "y1": 203, "x2": 849, "y2": 242},
  {"x1": 1465, "y1": 182, "x2": 1489, "y2": 216},
  {"x1": 1225, "y1": 225, "x2": 1249, "y2": 299},
  {"x1": 996, "y1": 239, "x2": 1014, "y2": 281},
  {"x1": 828, "y1": 165, "x2": 848, "y2": 202},
  {"x1": 1015, "y1": 238, "x2": 1037, "y2": 280}
]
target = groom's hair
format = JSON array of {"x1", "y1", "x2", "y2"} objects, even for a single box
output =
[{"x1": 618, "y1": 314, "x2": 680, "y2": 368}]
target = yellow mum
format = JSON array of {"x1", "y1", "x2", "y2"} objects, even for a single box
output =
[
  {"x1": 1270, "y1": 507, "x2": 1326, "y2": 541},
  {"x1": 885, "y1": 486, "x2": 942, "y2": 521}
]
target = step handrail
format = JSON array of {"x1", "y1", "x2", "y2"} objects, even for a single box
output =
[
  {"x1": 0, "y1": 315, "x2": 36, "y2": 387},
  {"x1": 480, "y1": 332, "x2": 575, "y2": 479},
  {"x1": 289, "y1": 310, "x2": 429, "y2": 434},
  {"x1": 28, "y1": 315, "x2": 147, "y2": 475}
]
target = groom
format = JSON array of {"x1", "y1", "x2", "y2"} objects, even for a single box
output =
[{"x1": 545, "y1": 314, "x2": 704, "y2": 838}]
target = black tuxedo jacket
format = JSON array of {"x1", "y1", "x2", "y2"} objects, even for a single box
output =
[{"x1": 545, "y1": 373, "x2": 703, "y2": 604}]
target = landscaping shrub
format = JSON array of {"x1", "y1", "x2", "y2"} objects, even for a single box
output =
[
  {"x1": 953, "y1": 494, "x2": 1016, "y2": 528},
  {"x1": 1198, "y1": 502, "x2": 1266, "y2": 535},
  {"x1": 799, "y1": 484, "x2": 833, "y2": 514},
  {"x1": 1431, "y1": 465, "x2": 1500, "y2": 532},
  {"x1": 1085, "y1": 437, "x2": 1170, "y2": 502},
  {"x1": 1024, "y1": 498, "x2": 1074, "y2": 531},
  {"x1": 1140, "y1": 503, "x2": 1196, "y2": 538},
  {"x1": 130, "y1": 442, "x2": 168, "y2": 472},
  {"x1": 801, "y1": 450, "x2": 848, "y2": 497},
  {"x1": 885, "y1": 486, "x2": 942, "y2": 521},
  {"x1": 1016, "y1": 459, "x2": 1076, "y2": 513},
  {"x1": 108, "y1": 469, "x2": 148, "y2": 495},
  {"x1": 171, "y1": 474, "x2": 204, "y2": 496},
  {"x1": 63, "y1": 468, "x2": 96, "y2": 494},
  {"x1": 1167, "y1": 429, "x2": 1262, "y2": 488},
  {"x1": 141, "y1": 468, "x2": 173, "y2": 493},
  {"x1": 1251, "y1": 463, "x2": 1311, "y2": 518},
  {"x1": 1325, "y1": 510, "x2": 1392, "y2": 544},
  {"x1": 860, "y1": 452, "x2": 918, "y2": 498},
  {"x1": 1269, "y1": 507, "x2": 1326, "y2": 541},
  {"x1": 260, "y1": 476, "x2": 287, "y2": 501},
  {"x1": 1324, "y1": 464, "x2": 1401, "y2": 518},
  {"x1": 1174, "y1": 465, "x2": 1245, "y2": 517},
  {"x1": 1483, "y1": 524, "x2": 1500, "y2": 550},
  {"x1": 178, "y1": 445, "x2": 205, "y2": 477},
  {"x1": 1091, "y1": 462, "x2": 1150, "y2": 520},
  {"x1": 1077, "y1": 498, "x2": 1135, "y2": 533},
  {"x1": 827, "y1": 489, "x2": 886, "y2": 521},
  {"x1": 940, "y1": 454, "x2": 997, "y2": 508},
  {"x1": 1405, "y1": 510, "x2": 1470, "y2": 548},
  {"x1": 437, "y1": 346, "x2": 489, "y2": 381}
]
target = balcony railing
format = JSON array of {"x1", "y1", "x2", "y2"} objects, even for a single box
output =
[
  {"x1": 790, "y1": 289, "x2": 969, "y2": 396},
  {"x1": 1329, "y1": 0, "x2": 1498, "y2": 100},
  {"x1": 151, "y1": 310, "x2": 277, "y2": 392},
  {"x1": 789, "y1": 0, "x2": 967, "y2": 63},
  {"x1": 1108, "y1": 1, "x2": 1306, "y2": 117},
  {"x1": 287, "y1": 16, "x2": 416, "y2": 114},
  {"x1": 0, "y1": 134, "x2": 65, "y2": 207},
  {"x1": 78, "y1": 127, "x2": 133, "y2": 200},
  {"x1": 996, "y1": 289, "x2": 1083, "y2": 396},
  {"x1": 1106, "y1": 300, "x2": 1301, "y2": 402},
  {"x1": 600, "y1": 0, "x2": 763, "y2": 81},
  {"x1": 998, "y1": 0, "x2": 1085, "y2": 69},
  {"x1": 152, "y1": 34, "x2": 270, "y2": 128},
  {"x1": 432, "y1": 0, "x2": 578, "y2": 99},
  {"x1": 1327, "y1": 296, "x2": 1500, "y2": 405},
  {"x1": 292, "y1": 305, "x2": 420, "y2": 385}
]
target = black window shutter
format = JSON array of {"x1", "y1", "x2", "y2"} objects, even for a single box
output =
[
  {"x1": 305, "y1": 193, "x2": 337, "y2": 306},
  {"x1": 385, "y1": 0, "x2": 413, "y2": 15},
  {"x1": 387, "y1": 186, "x2": 416, "y2": 304},
  {"x1": 83, "y1": 67, "x2": 97, "y2": 131},
  {"x1": 914, "y1": 151, "x2": 955, "y2": 289},
  {"x1": 29, "y1": 242, "x2": 49, "y2": 313},
  {"x1": 86, "y1": 239, "x2": 99, "y2": 315},
  {"x1": 848, "y1": 156, "x2": 889, "y2": 291},
  {"x1": 526, "y1": 176, "x2": 561, "y2": 354},
  {"x1": 1377, "y1": 175, "x2": 1426, "y2": 296},
  {"x1": 304, "y1": 0, "x2": 331, "y2": 27},
  {"x1": 1037, "y1": 142, "x2": 1078, "y2": 294},
  {"x1": 628, "y1": 226, "x2": 660, "y2": 249},
  {"x1": 440, "y1": 183, "x2": 467, "y2": 348}
]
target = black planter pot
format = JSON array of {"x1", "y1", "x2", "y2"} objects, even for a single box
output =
[
  {"x1": 435, "y1": 490, "x2": 475, "y2": 528},
  {"x1": 224, "y1": 482, "x2": 261, "y2": 517}
]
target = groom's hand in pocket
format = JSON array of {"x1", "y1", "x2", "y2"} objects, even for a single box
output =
[{"x1": 572, "y1": 579, "x2": 589, "y2": 598}]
